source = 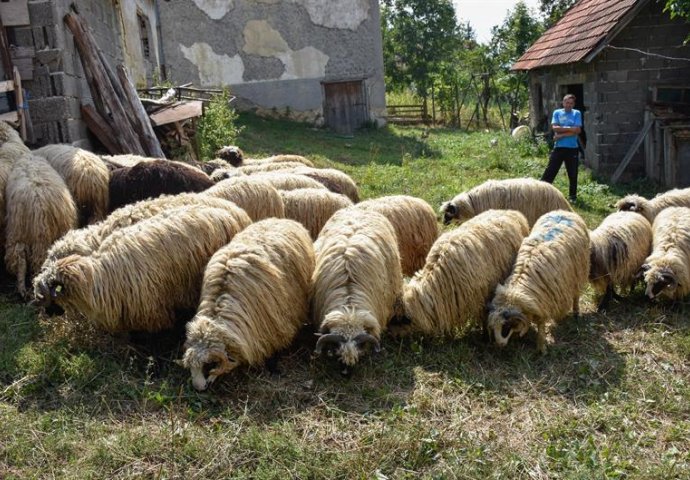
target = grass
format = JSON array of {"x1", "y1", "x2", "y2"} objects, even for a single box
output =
[{"x1": 1, "y1": 114, "x2": 688, "y2": 478}]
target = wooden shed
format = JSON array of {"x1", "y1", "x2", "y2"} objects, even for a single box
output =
[{"x1": 513, "y1": 0, "x2": 690, "y2": 187}]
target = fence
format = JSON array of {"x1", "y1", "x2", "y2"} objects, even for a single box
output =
[{"x1": 387, "y1": 104, "x2": 430, "y2": 125}]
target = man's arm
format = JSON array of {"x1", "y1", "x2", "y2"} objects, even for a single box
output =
[{"x1": 552, "y1": 125, "x2": 581, "y2": 136}]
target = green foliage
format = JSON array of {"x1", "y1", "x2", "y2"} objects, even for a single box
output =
[
  {"x1": 665, "y1": 0, "x2": 690, "y2": 43},
  {"x1": 539, "y1": 0, "x2": 577, "y2": 27},
  {"x1": 196, "y1": 90, "x2": 243, "y2": 160}
]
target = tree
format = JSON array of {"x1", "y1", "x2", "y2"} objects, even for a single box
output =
[
  {"x1": 490, "y1": 1, "x2": 545, "y2": 127},
  {"x1": 381, "y1": 0, "x2": 464, "y2": 101},
  {"x1": 665, "y1": 0, "x2": 690, "y2": 19},
  {"x1": 538, "y1": 0, "x2": 577, "y2": 27}
]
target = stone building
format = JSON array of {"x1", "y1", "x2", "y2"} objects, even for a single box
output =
[
  {"x1": 0, "y1": 0, "x2": 385, "y2": 147},
  {"x1": 513, "y1": 0, "x2": 690, "y2": 187}
]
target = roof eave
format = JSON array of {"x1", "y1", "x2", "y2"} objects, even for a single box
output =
[{"x1": 582, "y1": 0, "x2": 652, "y2": 63}]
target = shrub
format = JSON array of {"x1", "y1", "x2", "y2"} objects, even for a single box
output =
[{"x1": 196, "y1": 90, "x2": 243, "y2": 160}]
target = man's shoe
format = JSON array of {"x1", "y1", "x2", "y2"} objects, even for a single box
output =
[{"x1": 568, "y1": 197, "x2": 577, "y2": 204}]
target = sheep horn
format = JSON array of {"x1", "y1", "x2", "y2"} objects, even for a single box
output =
[
  {"x1": 353, "y1": 333, "x2": 380, "y2": 353},
  {"x1": 315, "y1": 333, "x2": 346, "y2": 355}
]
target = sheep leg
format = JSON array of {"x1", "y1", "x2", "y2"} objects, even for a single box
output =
[
  {"x1": 15, "y1": 246, "x2": 27, "y2": 299},
  {"x1": 536, "y1": 322, "x2": 547, "y2": 355},
  {"x1": 265, "y1": 353, "x2": 282, "y2": 376},
  {"x1": 597, "y1": 286, "x2": 614, "y2": 312},
  {"x1": 572, "y1": 295, "x2": 580, "y2": 319}
]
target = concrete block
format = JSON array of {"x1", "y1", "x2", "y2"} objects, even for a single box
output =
[
  {"x1": 35, "y1": 48, "x2": 63, "y2": 72},
  {"x1": 13, "y1": 27, "x2": 34, "y2": 47},
  {"x1": 28, "y1": 96, "x2": 70, "y2": 122},
  {"x1": 65, "y1": 118, "x2": 88, "y2": 142},
  {"x1": 28, "y1": 1, "x2": 56, "y2": 27},
  {"x1": 32, "y1": 26, "x2": 46, "y2": 49},
  {"x1": 50, "y1": 72, "x2": 79, "y2": 97}
]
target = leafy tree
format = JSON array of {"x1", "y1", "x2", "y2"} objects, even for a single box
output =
[
  {"x1": 665, "y1": 0, "x2": 690, "y2": 19},
  {"x1": 538, "y1": 0, "x2": 577, "y2": 27},
  {"x1": 490, "y1": 1, "x2": 545, "y2": 127},
  {"x1": 381, "y1": 0, "x2": 464, "y2": 101},
  {"x1": 196, "y1": 90, "x2": 243, "y2": 160}
]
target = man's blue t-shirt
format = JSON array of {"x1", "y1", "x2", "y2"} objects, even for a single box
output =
[{"x1": 552, "y1": 108, "x2": 582, "y2": 149}]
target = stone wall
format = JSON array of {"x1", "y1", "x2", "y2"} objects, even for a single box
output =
[{"x1": 157, "y1": 0, "x2": 386, "y2": 126}]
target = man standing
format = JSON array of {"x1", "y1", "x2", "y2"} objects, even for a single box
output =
[{"x1": 540, "y1": 94, "x2": 582, "y2": 203}]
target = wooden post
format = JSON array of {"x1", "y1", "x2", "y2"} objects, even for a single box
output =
[
  {"x1": 116, "y1": 65, "x2": 165, "y2": 158},
  {"x1": 64, "y1": 10, "x2": 145, "y2": 155},
  {"x1": 13, "y1": 66, "x2": 25, "y2": 140}
]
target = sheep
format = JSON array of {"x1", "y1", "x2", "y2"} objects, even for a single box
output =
[
  {"x1": 637, "y1": 206, "x2": 690, "y2": 301},
  {"x1": 101, "y1": 153, "x2": 160, "y2": 169},
  {"x1": 486, "y1": 210, "x2": 590, "y2": 354},
  {"x1": 5, "y1": 155, "x2": 78, "y2": 298},
  {"x1": 196, "y1": 158, "x2": 232, "y2": 175},
  {"x1": 616, "y1": 187, "x2": 690, "y2": 224},
  {"x1": 252, "y1": 172, "x2": 327, "y2": 191},
  {"x1": 42, "y1": 193, "x2": 246, "y2": 264},
  {"x1": 0, "y1": 122, "x2": 31, "y2": 260},
  {"x1": 32, "y1": 144, "x2": 110, "y2": 225},
  {"x1": 440, "y1": 178, "x2": 572, "y2": 226},
  {"x1": 353, "y1": 195, "x2": 439, "y2": 276},
  {"x1": 215, "y1": 145, "x2": 245, "y2": 167},
  {"x1": 589, "y1": 211, "x2": 653, "y2": 310},
  {"x1": 311, "y1": 208, "x2": 404, "y2": 370},
  {"x1": 239, "y1": 161, "x2": 311, "y2": 175},
  {"x1": 288, "y1": 166, "x2": 360, "y2": 203},
  {"x1": 402, "y1": 210, "x2": 529, "y2": 336},
  {"x1": 108, "y1": 159, "x2": 214, "y2": 211},
  {"x1": 244, "y1": 154, "x2": 314, "y2": 168},
  {"x1": 279, "y1": 188, "x2": 352, "y2": 239},
  {"x1": 210, "y1": 167, "x2": 244, "y2": 182},
  {"x1": 181, "y1": 219, "x2": 315, "y2": 390},
  {"x1": 33, "y1": 205, "x2": 252, "y2": 333},
  {"x1": 204, "y1": 176, "x2": 285, "y2": 221}
]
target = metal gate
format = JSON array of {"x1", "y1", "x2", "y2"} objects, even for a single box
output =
[{"x1": 323, "y1": 80, "x2": 367, "y2": 135}]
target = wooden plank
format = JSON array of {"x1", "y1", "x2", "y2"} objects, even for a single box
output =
[
  {"x1": 0, "y1": 0, "x2": 29, "y2": 27},
  {"x1": 611, "y1": 118, "x2": 655, "y2": 183},
  {"x1": 116, "y1": 64, "x2": 165, "y2": 158},
  {"x1": 10, "y1": 57, "x2": 32, "y2": 80},
  {"x1": 150, "y1": 100, "x2": 203, "y2": 126},
  {"x1": 13, "y1": 67, "x2": 25, "y2": 140},
  {"x1": 0, "y1": 111, "x2": 18, "y2": 122},
  {"x1": 81, "y1": 104, "x2": 122, "y2": 154},
  {"x1": 0, "y1": 80, "x2": 14, "y2": 93}
]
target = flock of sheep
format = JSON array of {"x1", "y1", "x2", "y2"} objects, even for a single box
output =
[{"x1": 1, "y1": 120, "x2": 689, "y2": 391}]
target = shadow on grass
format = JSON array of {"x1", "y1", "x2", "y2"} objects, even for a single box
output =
[{"x1": 236, "y1": 113, "x2": 442, "y2": 167}]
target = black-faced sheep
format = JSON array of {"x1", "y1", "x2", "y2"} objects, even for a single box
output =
[
  {"x1": 638, "y1": 206, "x2": 690, "y2": 301},
  {"x1": 403, "y1": 210, "x2": 529, "y2": 336},
  {"x1": 589, "y1": 211, "x2": 653, "y2": 310},
  {"x1": 42, "y1": 193, "x2": 246, "y2": 264},
  {"x1": 353, "y1": 195, "x2": 439, "y2": 276},
  {"x1": 215, "y1": 145, "x2": 245, "y2": 167},
  {"x1": 440, "y1": 178, "x2": 572, "y2": 226},
  {"x1": 196, "y1": 158, "x2": 232, "y2": 175},
  {"x1": 181, "y1": 219, "x2": 315, "y2": 390},
  {"x1": 5, "y1": 155, "x2": 78, "y2": 297},
  {"x1": 33, "y1": 205, "x2": 252, "y2": 332},
  {"x1": 311, "y1": 208, "x2": 403, "y2": 369},
  {"x1": 204, "y1": 176, "x2": 285, "y2": 221},
  {"x1": 616, "y1": 187, "x2": 690, "y2": 224},
  {"x1": 486, "y1": 210, "x2": 590, "y2": 354},
  {"x1": 108, "y1": 159, "x2": 214, "y2": 211},
  {"x1": 32, "y1": 144, "x2": 110, "y2": 225},
  {"x1": 279, "y1": 188, "x2": 353, "y2": 240},
  {"x1": 253, "y1": 172, "x2": 327, "y2": 191},
  {"x1": 210, "y1": 167, "x2": 244, "y2": 182}
]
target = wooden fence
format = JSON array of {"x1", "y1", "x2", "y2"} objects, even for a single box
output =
[{"x1": 387, "y1": 104, "x2": 430, "y2": 125}]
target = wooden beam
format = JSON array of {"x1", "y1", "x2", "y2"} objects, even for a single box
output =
[
  {"x1": 81, "y1": 104, "x2": 122, "y2": 154},
  {"x1": 611, "y1": 118, "x2": 655, "y2": 183},
  {"x1": 116, "y1": 64, "x2": 165, "y2": 158},
  {"x1": 150, "y1": 100, "x2": 203, "y2": 126},
  {"x1": 0, "y1": 80, "x2": 14, "y2": 93},
  {"x1": 13, "y1": 67, "x2": 25, "y2": 140},
  {"x1": 0, "y1": 111, "x2": 18, "y2": 122}
]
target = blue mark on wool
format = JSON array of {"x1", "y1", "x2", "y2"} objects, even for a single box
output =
[
  {"x1": 534, "y1": 214, "x2": 575, "y2": 242},
  {"x1": 543, "y1": 213, "x2": 574, "y2": 227}
]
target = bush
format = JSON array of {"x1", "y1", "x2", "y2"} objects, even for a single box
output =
[{"x1": 196, "y1": 90, "x2": 243, "y2": 160}]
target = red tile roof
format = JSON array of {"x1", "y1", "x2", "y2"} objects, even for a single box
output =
[{"x1": 512, "y1": 0, "x2": 645, "y2": 71}]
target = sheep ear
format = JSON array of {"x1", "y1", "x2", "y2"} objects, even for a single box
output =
[
  {"x1": 445, "y1": 203, "x2": 457, "y2": 216},
  {"x1": 634, "y1": 264, "x2": 650, "y2": 280}
]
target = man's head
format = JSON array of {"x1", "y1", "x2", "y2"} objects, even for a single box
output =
[{"x1": 562, "y1": 94, "x2": 576, "y2": 111}]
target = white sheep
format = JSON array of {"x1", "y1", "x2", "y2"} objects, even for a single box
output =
[
  {"x1": 486, "y1": 210, "x2": 590, "y2": 353},
  {"x1": 589, "y1": 211, "x2": 652, "y2": 310},
  {"x1": 33, "y1": 205, "x2": 252, "y2": 332},
  {"x1": 5, "y1": 155, "x2": 78, "y2": 297},
  {"x1": 280, "y1": 188, "x2": 352, "y2": 239},
  {"x1": 616, "y1": 187, "x2": 690, "y2": 224},
  {"x1": 311, "y1": 208, "x2": 403, "y2": 369},
  {"x1": 204, "y1": 176, "x2": 285, "y2": 221},
  {"x1": 403, "y1": 210, "x2": 529, "y2": 336},
  {"x1": 638, "y1": 206, "x2": 690, "y2": 301},
  {"x1": 353, "y1": 195, "x2": 439, "y2": 276},
  {"x1": 440, "y1": 178, "x2": 572, "y2": 226},
  {"x1": 32, "y1": 144, "x2": 110, "y2": 225},
  {"x1": 181, "y1": 219, "x2": 315, "y2": 390},
  {"x1": 252, "y1": 172, "x2": 327, "y2": 191}
]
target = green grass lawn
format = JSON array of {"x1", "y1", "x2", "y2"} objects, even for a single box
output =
[{"x1": 1, "y1": 114, "x2": 688, "y2": 479}]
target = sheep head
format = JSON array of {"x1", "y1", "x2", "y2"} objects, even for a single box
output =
[
  {"x1": 440, "y1": 195, "x2": 473, "y2": 225},
  {"x1": 486, "y1": 305, "x2": 530, "y2": 348},
  {"x1": 215, "y1": 145, "x2": 244, "y2": 167},
  {"x1": 644, "y1": 265, "x2": 679, "y2": 299},
  {"x1": 182, "y1": 316, "x2": 239, "y2": 391},
  {"x1": 32, "y1": 255, "x2": 90, "y2": 308},
  {"x1": 616, "y1": 195, "x2": 648, "y2": 215},
  {"x1": 315, "y1": 308, "x2": 381, "y2": 368}
]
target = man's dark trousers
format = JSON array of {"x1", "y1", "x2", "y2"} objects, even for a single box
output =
[{"x1": 541, "y1": 147, "x2": 579, "y2": 200}]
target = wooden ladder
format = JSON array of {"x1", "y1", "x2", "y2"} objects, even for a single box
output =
[{"x1": 0, "y1": 66, "x2": 26, "y2": 140}]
